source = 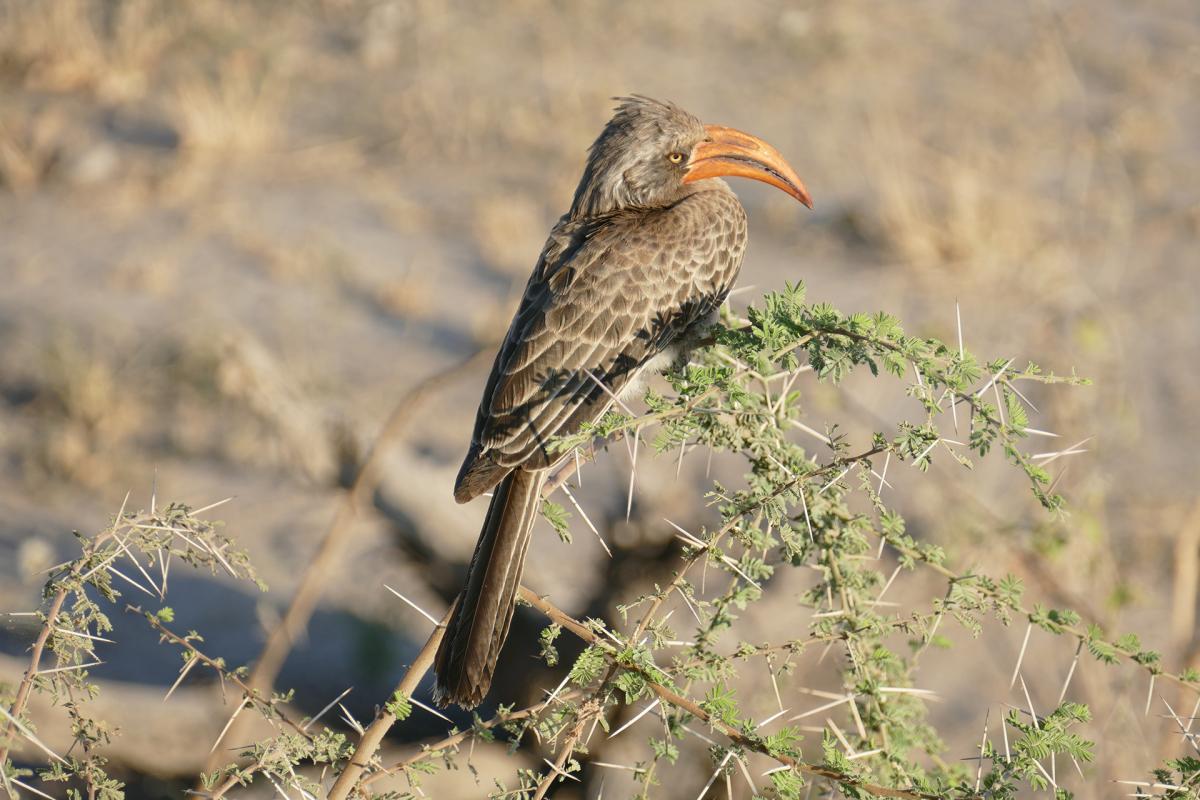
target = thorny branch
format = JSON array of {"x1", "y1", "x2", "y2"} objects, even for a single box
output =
[
  {"x1": 11, "y1": 288, "x2": 1191, "y2": 800},
  {"x1": 202, "y1": 346, "x2": 493, "y2": 779},
  {"x1": 329, "y1": 586, "x2": 942, "y2": 800}
]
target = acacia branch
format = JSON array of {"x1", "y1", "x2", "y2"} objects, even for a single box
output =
[
  {"x1": 519, "y1": 589, "x2": 941, "y2": 800},
  {"x1": 202, "y1": 348, "x2": 492, "y2": 779},
  {"x1": 0, "y1": 589, "x2": 69, "y2": 773},
  {"x1": 335, "y1": 586, "x2": 938, "y2": 800},
  {"x1": 131, "y1": 606, "x2": 311, "y2": 740},
  {"x1": 0, "y1": 510, "x2": 121, "y2": 773},
  {"x1": 326, "y1": 603, "x2": 455, "y2": 800}
]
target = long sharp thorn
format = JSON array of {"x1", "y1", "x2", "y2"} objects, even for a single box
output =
[
  {"x1": 0, "y1": 703, "x2": 67, "y2": 764},
  {"x1": 826, "y1": 717, "x2": 856, "y2": 756},
  {"x1": 1033, "y1": 758, "x2": 1057, "y2": 789},
  {"x1": 384, "y1": 584, "x2": 441, "y2": 626},
  {"x1": 302, "y1": 687, "x2": 353, "y2": 731},
  {"x1": 112, "y1": 530, "x2": 161, "y2": 596},
  {"x1": 769, "y1": 670, "x2": 784, "y2": 713},
  {"x1": 1019, "y1": 674, "x2": 1039, "y2": 729},
  {"x1": 675, "y1": 585, "x2": 703, "y2": 624},
  {"x1": 1031, "y1": 436, "x2": 1094, "y2": 464},
  {"x1": 694, "y1": 752, "x2": 733, "y2": 800},
  {"x1": 1058, "y1": 641, "x2": 1082, "y2": 705},
  {"x1": 210, "y1": 698, "x2": 248, "y2": 753},
  {"x1": 584, "y1": 715, "x2": 601, "y2": 747},
  {"x1": 165, "y1": 654, "x2": 200, "y2": 703},
  {"x1": 608, "y1": 699, "x2": 659, "y2": 739},
  {"x1": 720, "y1": 553, "x2": 761, "y2": 588},
  {"x1": 542, "y1": 758, "x2": 579, "y2": 781},
  {"x1": 1161, "y1": 698, "x2": 1200, "y2": 754},
  {"x1": 9, "y1": 778, "x2": 57, "y2": 800},
  {"x1": 956, "y1": 301, "x2": 964, "y2": 358},
  {"x1": 798, "y1": 486, "x2": 814, "y2": 542},
  {"x1": 192, "y1": 496, "x2": 235, "y2": 516},
  {"x1": 542, "y1": 670, "x2": 573, "y2": 707},
  {"x1": 847, "y1": 749, "x2": 883, "y2": 761},
  {"x1": 411, "y1": 695, "x2": 453, "y2": 723},
  {"x1": 338, "y1": 703, "x2": 365, "y2": 736},
  {"x1": 1187, "y1": 694, "x2": 1200, "y2": 735},
  {"x1": 664, "y1": 518, "x2": 705, "y2": 548},
  {"x1": 107, "y1": 563, "x2": 156, "y2": 597},
  {"x1": 734, "y1": 755, "x2": 756, "y2": 793},
  {"x1": 911, "y1": 438, "x2": 939, "y2": 467},
  {"x1": 590, "y1": 762, "x2": 646, "y2": 774},
  {"x1": 757, "y1": 706, "x2": 789, "y2": 728},
  {"x1": 873, "y1": 565, "x2": 903, "y2": 606},
  {"x1": 114, "y1": 490, "x2": 132, "y2": 528},
  {"x1": 976, "y1": 708, "x2": 990, "y2": 791},
  {"x1": 788, "y1": 695, "x2": 853, "y2": 721},
  {"x1": 1024, "y1": 427, "x2": 1059, "y2": 438},
  {"x1": 1010, "y1": 623, "x2": 1032, "y2": 689},
  {"x1": 848, "y1": 696, "x2": 868, "y2": 739},
  {"x1": 582, "y1": 367, "x2": 637, "y2": 416},
  {"x1": 1005, "y1": 377, "x2": 1040, "y2": 412},
  {"x1": 792, "y1": 420, "x2": 833, "y2": 445},
  {"x1": 35, "y1": 660, "x2": 104, "y2": 675},
  {"x1": 974, "y1": 358, "x2": 1014, "y2": 399},
  {"x1": 819, "y1": 466, "x2": 851, "y2": 494},
  {"x1": 626, "y1": 428, "x2": 640, "y2": 522},
  {"x1": 54, "y1": 627, "x2": 114, "y2": 644},
  {"x1": 561, "y1": 483, "x2": 610, "y2": 557}
]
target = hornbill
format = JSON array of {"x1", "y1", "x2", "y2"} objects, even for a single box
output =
[{"x1": 435, "y1": 95, "x2": 811, "y2": 707}]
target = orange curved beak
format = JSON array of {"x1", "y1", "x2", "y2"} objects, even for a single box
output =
[{"x1": 683, "y1": 124, "x2": 812, "y2": 209}]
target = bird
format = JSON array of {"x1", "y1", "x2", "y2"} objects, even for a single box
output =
[{"x1": 434, "y1": 95, "x2": 811, "y2": 708}]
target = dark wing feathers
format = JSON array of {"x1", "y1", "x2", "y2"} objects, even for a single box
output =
[{"x1": 454, "y1": 190, "x2": 747, "y2": 502}]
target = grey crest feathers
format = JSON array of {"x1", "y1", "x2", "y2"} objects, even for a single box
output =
[{"x1": 569, "y1": 95, "x2": 706, "y2": 219}]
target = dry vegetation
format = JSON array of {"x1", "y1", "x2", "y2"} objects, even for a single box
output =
[{"x1": 1, "y1": 0, "x2": 1198, "y2": 798}]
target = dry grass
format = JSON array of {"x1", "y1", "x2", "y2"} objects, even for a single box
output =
[
  {"x1": 29, "y1": 335, "x2": 145, "y2": 487},
  {"x1": 0, "y1": 113, "x2": 60, "y2": 192},
  {"x1": 0, "y1": 0, "x2": 177, "y2": 101},
  {"x1": 171, "y1": 53, "x2": 286, "y2": 156}
]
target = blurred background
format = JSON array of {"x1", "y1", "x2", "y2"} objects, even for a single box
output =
[{"x1": 0, "y1": 0, "x2": 1197, "y2": 796}]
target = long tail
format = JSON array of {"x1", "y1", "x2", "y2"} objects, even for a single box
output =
[{"x1": 434, "y1": 468, "x2": 545, "y2": 707}]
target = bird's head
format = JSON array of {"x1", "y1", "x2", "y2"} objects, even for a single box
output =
[{"x1": 570, "y1": 95, "x2": 812, "y2": 218}]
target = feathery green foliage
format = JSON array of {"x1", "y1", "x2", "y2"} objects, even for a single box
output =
[{"x1": 5, "y1": 288, "x2": 1191, "y2": 799}]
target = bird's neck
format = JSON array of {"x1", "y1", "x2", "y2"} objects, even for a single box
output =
[{"x1": 568, "y1": 179, "x2": 727, "y2": 221}]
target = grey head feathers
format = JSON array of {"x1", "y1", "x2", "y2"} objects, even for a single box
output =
[{"x1": 569, "y1": 96, "x2": 706, "y2": 219}]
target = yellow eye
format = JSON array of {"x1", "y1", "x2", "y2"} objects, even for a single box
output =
[{"x1": 667, "y1": 152, "x2": 685, "y2": 164}]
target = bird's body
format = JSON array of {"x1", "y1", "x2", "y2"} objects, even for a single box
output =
[
  {"x1": 454, "y1": 184, "x2": 747, "y2": 502},
  {"x1": 435, "y1": 97, "x2": 810, "y2": 708}
]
